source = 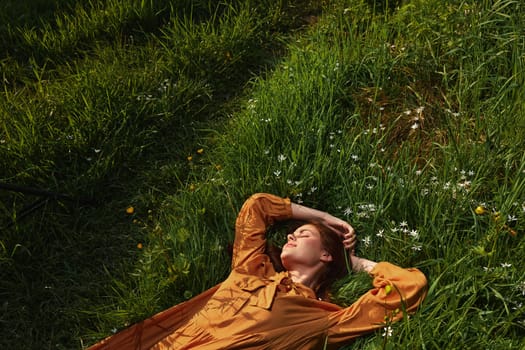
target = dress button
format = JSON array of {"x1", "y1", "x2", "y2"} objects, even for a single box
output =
[{"x1": 278, "y1": 277, "x2": 292, "y2": 292}]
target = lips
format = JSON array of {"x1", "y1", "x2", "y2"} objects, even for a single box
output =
[{"x1": 283, "y1": 243, "x2": 296, "y2": 249}]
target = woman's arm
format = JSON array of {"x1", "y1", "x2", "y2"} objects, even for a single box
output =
[
  {"x1": 327, "y1": 262, "x2": 428, "y2": 346},
  {"x1": 291, "y1": 202, "x2": 357, "y2": 251},
  {"x1": 350, "y1": 255, "x2": 377, "y2": 273},
  {"x1": 232, "y1": 193, "x2": 292, "y2": 269},
  {"x1": 232, "y1": 194, "x2": 358, "y2": 269}
]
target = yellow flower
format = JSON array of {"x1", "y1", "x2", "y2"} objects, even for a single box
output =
[
  {"x1": 126, "y1": 206, "x2": 134, "y2": 214},
  {"x1": 197, "y1": 148, "x2": 204, "y2": 154},
  {"x1": 187, "y1": 155, "x2": 193, "y2": 162},
  {"x1": 189, "y1": 184, "x2": 196, "y2": 191},
  {"x1": 475, "y1": 206, "x2": 486, "y2": 215},
  {"x1": 385, "y1": 285, "x2": 393, "y2": 295},
  {"x1": 137, "y1": 242, "x2": 143, "y2": 249}
]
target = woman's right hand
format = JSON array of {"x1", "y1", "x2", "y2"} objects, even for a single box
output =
[
  {"x1": 320, "y1": 214, "x2": 356, "y2": 245},
  {"x1": 291, "y1": 202, "x2": 357, "y2": 251}
]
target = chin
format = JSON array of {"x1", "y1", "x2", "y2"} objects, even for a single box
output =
[{"x1": 280, "y1": 255, "x2": 291, "y2": 269}]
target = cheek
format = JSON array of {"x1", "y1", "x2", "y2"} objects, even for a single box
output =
[
  {"x1": 304, "y1": 238, "x2": 323, "y2": 251},
  {"x1": 298, "y1": 240, "x2": 324, "y2": 261}
]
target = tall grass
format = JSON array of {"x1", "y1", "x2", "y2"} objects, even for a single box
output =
[
  {"x1": 1, "y1": 0, "x2": 524, "y2": 349},
  {"x1": 1, "y1": 0, "x2": 319, "y2": 348}
]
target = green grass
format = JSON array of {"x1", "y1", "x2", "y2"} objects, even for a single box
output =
[{"x1": 1, "y1": 0, "x2": 525, "y2": 349}]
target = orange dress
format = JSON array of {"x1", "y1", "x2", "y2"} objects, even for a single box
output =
[{"x1": 88, "y1": 193, "x2": 427, "y2": 350}]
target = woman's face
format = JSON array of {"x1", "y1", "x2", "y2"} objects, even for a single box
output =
[{"x1": 280, "y1": 224, "x2": 331, "y2": 269}]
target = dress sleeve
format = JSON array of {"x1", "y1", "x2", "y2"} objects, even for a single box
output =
[
  {"x1": 231, "y1": 193, "x2": 292, "y2": 269},
  {"x1": 326, "y1": 262, "x2": 427, "y2": 347}
]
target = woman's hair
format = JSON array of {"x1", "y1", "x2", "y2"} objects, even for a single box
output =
[
  {"x1": 266, "y1": 220, "x2": 350, "y2": 300},
  {"x1": 309, "y1": 220, "x2": 349, "y2": 300}
]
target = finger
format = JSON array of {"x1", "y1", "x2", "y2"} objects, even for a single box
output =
[
  {"x1": 343, "y1": 237, "x2": 356, "y2": 249},
  {"x1": 343, "y1": 232, "x2": 356, "y2": 242},
  {"x1": 344, "y1": 230, "x2": 356, "y2": 238},
  {"x1": 343, "y1": 233, "x2": 355, "y2": 242},
  {"x1": 344, "y1": 241, "x2": 356, "y2": 251},
  {"x1": 338, "y1": 223, "x2": 353, "y2": 235}
]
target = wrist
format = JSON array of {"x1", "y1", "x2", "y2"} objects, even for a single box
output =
[{"x1": 351, "y1": 256, "x2": 377, "y2": 273}]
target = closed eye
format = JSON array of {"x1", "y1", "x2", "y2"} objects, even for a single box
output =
[{"x1": 297, "y1": 230, "x2": 312, "y2": 237}]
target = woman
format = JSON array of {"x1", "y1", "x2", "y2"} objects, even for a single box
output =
[{"x1": 89, "y1": 193, "x2": 427, "y2": 349}]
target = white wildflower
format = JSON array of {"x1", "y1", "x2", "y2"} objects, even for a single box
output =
[
  {"x1": 308, "y1": 186, "x2": 318, "y2": 194},
  {"x1": 517, "y1": 281, "x2": 525, "y2": 296},
  {"x1": 382, "y1": 326, "x2": 393, "y2": 337},
  {"x1": 409, "y1": 230, "x2": 420, "y2": 240}
]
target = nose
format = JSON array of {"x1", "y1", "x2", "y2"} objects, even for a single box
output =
[{"x1": 287, "y1": 233, "x2": 296, "y2": 242}]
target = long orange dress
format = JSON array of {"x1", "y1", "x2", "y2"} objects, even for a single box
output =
[{"x1": 88, "y1": 193, "x2": 427, "y2": 350}]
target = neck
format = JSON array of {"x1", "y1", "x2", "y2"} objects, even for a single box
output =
[{"x1": 287, "y1": 265, "x2": 324, "y2": 291}]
